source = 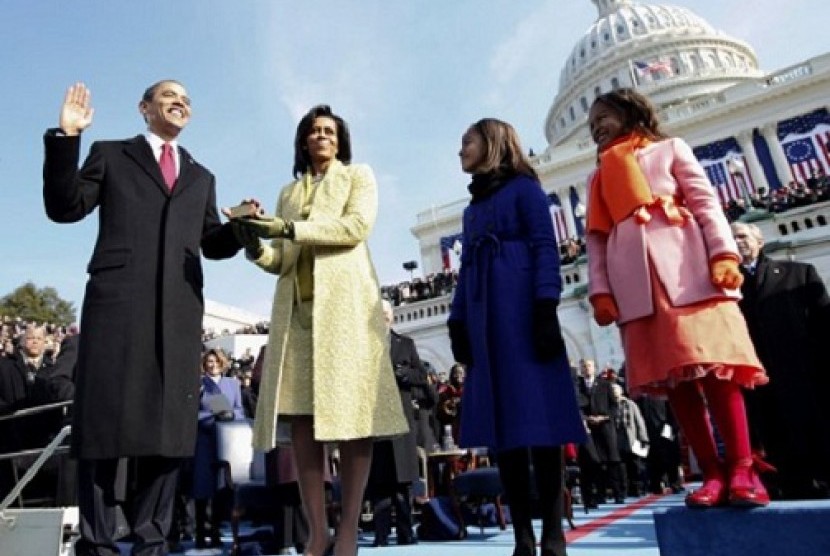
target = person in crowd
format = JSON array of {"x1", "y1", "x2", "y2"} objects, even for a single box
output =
[
  {"x1": 267, "y1": 444, "x2": 330, "y2": 555},
  {"x1": 0, "y1": 324, "x2": 74, "y2": 502},
  {"x1": 447, "y1": 118, "x2": 586, "y2": 556},
  {"x1": 413, "y1": 368, "x2": 439, "y2": 454},
  {"x1": 635, "y1": 393, "x2": 684, "y2": 495},
  {"x1": 366, "y1": 300, "x2": 426, "y2": 547},
  {"x1": 240, "y1": 368, "x2": 258, "y2": 419},
  {"x1": 585, "y1": 88, "x2": 769, "y2": 509},
  {"x1": 576, "y1": 358, "x2": 623, "y2": 505},
  {"x1": 229, "y1": 104, "x2": 408, "y2": 556},
  {"x1": 436, "y1": 363, "x2": 464, "y2": 446},
  {"x1": 191, "y1": 348, "x2": 245, "y2": 549},
  {"x1": 42, "y1": 81, "x2": 241, "y2": 556},
  {"x1": 610, "y1": 383, "x2": 649, "y2": 498},
  {"x1": 731, "y1": 221, "x2": 830, "y2": 499}
]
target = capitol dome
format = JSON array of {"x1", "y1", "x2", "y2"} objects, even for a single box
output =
[{"x1": 545, "y1": 0, "x2": 764, "y2": 147}]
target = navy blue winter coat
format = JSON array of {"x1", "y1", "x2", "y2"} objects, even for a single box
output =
[{"x1": 449, "y1": 174, "x2": 586, "y2": 452}]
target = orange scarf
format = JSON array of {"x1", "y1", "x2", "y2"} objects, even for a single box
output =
[{"x1": 586, "y1": 133, "x2": 653, "y2": 235}]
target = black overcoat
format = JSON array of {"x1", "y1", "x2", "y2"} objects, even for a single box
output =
[
  {"x1": 577, "y1": 376, "x2": 620, "y2": 463},
  {"x1": 738, "y1": 252, "x2": 830, "y2": 481},
  {"x1": 368, "y1": 331, "x2": 425, "y2": 488},
  {"x1": 43, "y1": 133, "x2": 240, "y2": 459}
]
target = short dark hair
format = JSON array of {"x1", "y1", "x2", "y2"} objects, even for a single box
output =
[
  {"x1": 292, "y1": 105, "x2": 352, "y2": 178},
  {"x1": 141, "y1": 79, "x2": 184, "y2": 103}
]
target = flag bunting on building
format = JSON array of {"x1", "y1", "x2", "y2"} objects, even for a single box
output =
[
  {"x1": 547, "y1": 192, "x2": 569, "y2": 243},
  {"x1": 777, "y1": 109, "x2": 830, "y2": 183},
  {"x1": 439, "y1": 233, "x2": 463, "y2": 270},
  {"x1": 693, "y1": 137, "x2": 757, "y2": 204}
]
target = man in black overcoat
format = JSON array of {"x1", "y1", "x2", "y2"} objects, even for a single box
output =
[
  {"x1": 43, "y1": 81, "x2": 241, "y2": 555},
  {"x1": 732, "y1": 222, "x2": 830, "y2": 499},
  {"x1": 0, "y1": 325, "x2": 74, "y2": 501},
  {"x1": 366, "y1": 300, "x2": 427, "y2": 546},
  {"x1": 576, "y1": 358, "x2": 623, "y2": 505}
]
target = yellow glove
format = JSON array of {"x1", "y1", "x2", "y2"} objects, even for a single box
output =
[
  {"x1": 710, "y1": 255, "x2": 744, "y2": 289},
  {"x1": 238, "y1": 215, "x2": 291, "y2": 239},
  {"x1": 590, "y1": 294, "x2": 619, "y2": 326}
]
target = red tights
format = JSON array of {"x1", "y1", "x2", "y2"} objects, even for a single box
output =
[{"x1": 666, "y1": 373, "x2": 751, "y2": 475}]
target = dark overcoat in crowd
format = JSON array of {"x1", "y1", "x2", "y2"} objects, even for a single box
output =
[
  {"x1": 368, "y1": 330, "x2": 424, "y2": 488},
  {"x1": 0, "y1": 352, "x2": 73, "y2": 451},
  {"x1": 738, "y1": 252, "x2": 830, "y2": 485},
  {"x1": 577, "y1": 376, "x2": 620, "y2": 463},
  {"x1": 449, "y1": 174, "x2": 586, "y2": 451},
  {"x1": 43, "y1": 133, "x2": 240, "y2": 459}
]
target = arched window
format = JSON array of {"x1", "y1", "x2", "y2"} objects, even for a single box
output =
[
  {"x1": 611, "y1": 77, "x2": 620, "y2": 90},
  {"x1": 580, "y1": 97, "x2": 589, "y2": 113}
]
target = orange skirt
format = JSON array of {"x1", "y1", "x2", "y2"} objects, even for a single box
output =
[{"x1": 622, "y1": 265, "x2": 767, "y2": 397}]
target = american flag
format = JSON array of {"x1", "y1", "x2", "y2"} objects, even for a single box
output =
[
  {"x1": 778, "y1": 109, "x2": 830, "y2": 182},
  {"x1": 439, "y1": 233, "x2": 463, "y2": 270},
  {"x1": 700, "y1": 155, "x2": 757, "y2": 204},
  {"x1": 781, "y1": 127, "x2": 830, "y2": 182},
  {"x1": 547, "y1": 193, "x2": 569, "y2": 242},
  {"x1": 693, "y1": 137, "x2": 757, "y2": 203},
  {"x1": 634, "y1": 59, "x2": 672, "y2": 77}
]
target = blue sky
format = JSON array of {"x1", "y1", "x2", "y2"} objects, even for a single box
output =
[{"x1": 1, "y1": 0, "x2": 827, "y2": 319}]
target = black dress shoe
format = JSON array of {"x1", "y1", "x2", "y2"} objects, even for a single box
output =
[
  {"x1": 371, "y1": 539, "x2": 389, "y2": 547},
  {"x1": 397, "y1": 537, "x2": 418, "y2": 545}
]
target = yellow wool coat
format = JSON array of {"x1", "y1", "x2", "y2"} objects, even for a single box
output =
[{"x1": 250, "y1": 160, "x2": 408, "y2": 449}]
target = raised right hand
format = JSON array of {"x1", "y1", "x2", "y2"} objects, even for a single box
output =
[{"x1": 59, "y1": 82, "x2": 94, "y2": 136}]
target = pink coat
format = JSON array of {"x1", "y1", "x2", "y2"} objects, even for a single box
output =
[{"x1": 587, "y1": 138, "x2": 741, "y2": 324}]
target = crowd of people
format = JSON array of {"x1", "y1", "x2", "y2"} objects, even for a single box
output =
[
  {"x1": 722, "y1": 170, "x2": 830, "y2": 221},
  {"x1": 2, "y1": 77, "x2": 828, "y2": 556}
]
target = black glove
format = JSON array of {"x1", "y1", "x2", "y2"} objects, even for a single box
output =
[
  {"x1": 533, "y1": 298, "x2": 566, "y2": 362},
  {"x1": 447, "y1": 319, "x2": 473, "y2": 366}
]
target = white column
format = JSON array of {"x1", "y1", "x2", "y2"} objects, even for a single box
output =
[
  {"x1": 760, "y1": 123, "x2": 794, "y2": 185},
  {"x1": 735, "y1": 130, "x2": 768, "y2": 193},
  {"x1": 561, "y1": 187, "x2": 577, "y2": 240}
]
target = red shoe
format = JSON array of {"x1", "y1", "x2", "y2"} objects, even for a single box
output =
[
  {"x1": 685, "y1": 475, "x2": 727, "y2": 508},
  {"x1": 729, "y1": 460, "x2": 770, "y2": 507}
]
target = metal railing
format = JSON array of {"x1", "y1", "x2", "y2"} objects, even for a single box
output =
[{"x1": 0, "y1": 401, "x2": 73, "y2": 513}]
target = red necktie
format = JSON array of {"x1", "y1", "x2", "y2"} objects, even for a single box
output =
[{"x1": 159, "y1": 143, "x2": 177, "y2": 190}]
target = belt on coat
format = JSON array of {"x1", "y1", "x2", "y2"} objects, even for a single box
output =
[{"x1": 632, "y1": 195, "x2": 691, "y2": 226}]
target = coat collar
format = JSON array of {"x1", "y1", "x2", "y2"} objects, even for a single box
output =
[{"x1": 122, "y1": 135, "x2": 197, "y2": 197}]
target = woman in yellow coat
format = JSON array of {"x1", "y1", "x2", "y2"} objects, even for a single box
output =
[{"x1": 229, "y1": 105, "x2": 408, "y2": 556}]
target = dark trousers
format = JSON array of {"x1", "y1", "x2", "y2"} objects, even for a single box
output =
[
  {"x1": 372, "y1": 482, "x2": 414, "y2": 544},
  {"x1": 273, "y1": 482, "x2": 309, "y2": 553},
  {"x1": 75, "y1": 456, "x2": 181, "y2": 556}
]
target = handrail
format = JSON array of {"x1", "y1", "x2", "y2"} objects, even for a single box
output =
[
  {"x1": 0, "y1": 400, "x2": 73, "y2": 422},
  {"x1": 0, "y1": 425, "x2": 72, "y2": 513}
]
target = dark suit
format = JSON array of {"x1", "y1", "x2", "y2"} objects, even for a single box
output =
[
  {"x1": 738, "y1": 252, "x2": 830, "y2": 498},
  {"x1": 43, "y1": 132, "x2": 240, "y2": 555},
  {"x1": 0, "y1": 351, "x2": 74, "y2": 501},
  {"x1": 367, "y1": 330, "x2": 425, "y2": 545},
  {"x1": 577, "y1": 376, "x2": 622, "y2": 504}
]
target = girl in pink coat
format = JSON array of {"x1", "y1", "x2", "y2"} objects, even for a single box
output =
[{"x1": 585, "y1": 88, "x2": 769, "y2": 508}]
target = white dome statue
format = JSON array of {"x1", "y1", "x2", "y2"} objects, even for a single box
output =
[{"x1": 545, "y1": 0, "x2": 764, "y2": 148}]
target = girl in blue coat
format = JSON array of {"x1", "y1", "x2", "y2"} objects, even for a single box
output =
[{"x1": 448, "y1": 118, "x2": 586, "y2": 556}]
